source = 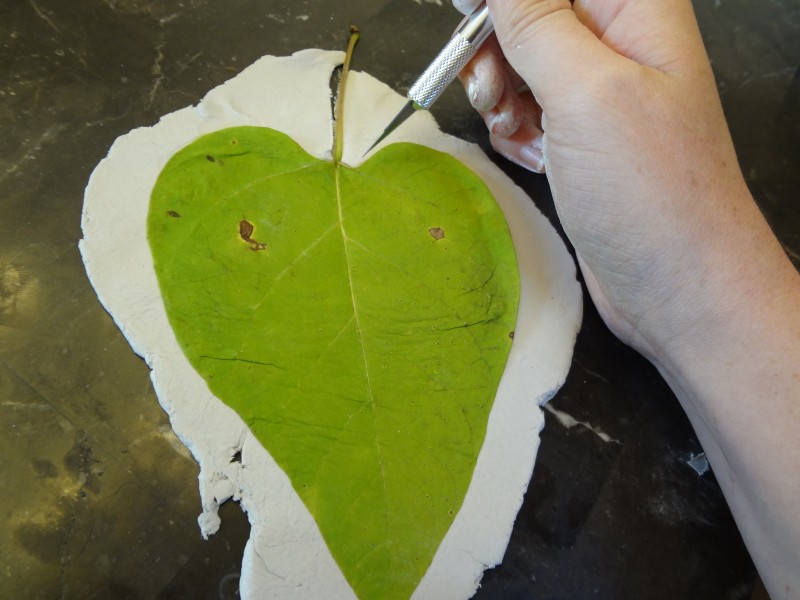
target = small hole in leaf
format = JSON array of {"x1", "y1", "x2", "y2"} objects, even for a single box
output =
[{"x1": 428, "y1": 227, "x2": 445, "y2": 240}]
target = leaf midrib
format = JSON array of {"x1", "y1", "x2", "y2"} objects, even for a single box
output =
[{"x1": 333, "y1": 163, "x2": 390, "y2": 522}]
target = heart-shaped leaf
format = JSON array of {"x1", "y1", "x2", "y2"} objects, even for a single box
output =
[{"x1": 148, "y1": 125, "x2": 519, "y2": 599}]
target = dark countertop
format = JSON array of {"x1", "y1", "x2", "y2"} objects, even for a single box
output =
[{"x1": 1, "y1": 1, "x2": 797, "y2": 599}]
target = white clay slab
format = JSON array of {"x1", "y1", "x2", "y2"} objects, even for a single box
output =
[{"x1": 80, "y1": 49, "x2": 582, "y2": 599}]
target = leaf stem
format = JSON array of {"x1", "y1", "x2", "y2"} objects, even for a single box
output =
[{"x1": 334, "y1": 26, "x2": 360, "y2": 165}]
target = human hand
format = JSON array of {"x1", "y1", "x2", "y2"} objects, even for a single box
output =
[{"x1": 456, "y1": 4, "x2": 800, "y2": 598}]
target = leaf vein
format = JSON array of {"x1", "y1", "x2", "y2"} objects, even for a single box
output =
[
  {"x1": 334, "y1": 164, "x2": 390, "y2": 541},
  {"x1": 251, "y1": 222, "x2": 340, "y2": 313}
]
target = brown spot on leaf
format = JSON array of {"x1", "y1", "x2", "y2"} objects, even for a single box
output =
[
  {"x1": 509, "y1": 331, "x2": 515, "y2": 340},
  {"x1": 429, "y1": 227, "x2": 445, "y2": 240},
  {"x1": 167, "y1": 210, "x2": 181, "y2": 218},
  {"x1": 206, "y1": 154, "x2": 215, "y2": 162},
  {"x1": 239, "y1": 220, "x2": 268, "y2": 251},
  {"x1": 239, "y1": 219, "x2": 254, "y2": 238}
]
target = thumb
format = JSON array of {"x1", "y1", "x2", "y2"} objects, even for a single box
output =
[{"x1": 486, "y1": 0, "x2": 619, "y2": 111}]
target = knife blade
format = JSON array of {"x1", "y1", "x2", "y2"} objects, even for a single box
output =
[{"x1": 363, "y1": 2, "x2": 494, "y2": 156}]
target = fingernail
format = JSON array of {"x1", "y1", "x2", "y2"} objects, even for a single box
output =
[
  {"x1": 485, "y1": 109, "x2": 518, "y2": 137},
  {"x1": 467, "y1": 75, "x2": 480, "y2": 109},
  {"x1": 519, "y1": 143, "x2": 544, "y2": 173},
  {"x1": 484, "y1": 110, "x2": 501, "y2": 134}
]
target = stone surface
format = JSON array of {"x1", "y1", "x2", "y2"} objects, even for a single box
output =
[{"x1": 1, "y1": 0, "x2": 798, "y2": 598}]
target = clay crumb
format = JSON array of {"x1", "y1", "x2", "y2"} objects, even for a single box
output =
[
  {"x1": 429, "y1": 227, "x2": 445, "y2": 240},
  {"x1": 239, "y1": 220, "x2": 268, "y2": 251}
]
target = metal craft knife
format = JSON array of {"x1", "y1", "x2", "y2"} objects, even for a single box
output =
[{"x1": 363, "y1": 2, "x2": 494, "y2": 155}]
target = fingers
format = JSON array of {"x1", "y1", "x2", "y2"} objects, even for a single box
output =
[
  {"x1": 459, "y1": 37, "x2": 544, "y2": 173},
  {"x1": 575, "y1": 0, "x2": 711, "y2": 74},
  {"x1": 486, "y1": 0, "x2": 618, "y2": 111},
  {"x1": 458, "y1": 39, "x2": 505, "y2": 113},
  {"x1": 488, "y1": 91, "x2": 545, "y2": 173},
  {"x1": 459, "y1": 0, "x2": 588, "y2": 173},
  {"x1": 487, "y1": 0, "x2": 709, "y2": 94},
  {"x1": 482, "y1": 69, "x2": 524, "y2": 138}
]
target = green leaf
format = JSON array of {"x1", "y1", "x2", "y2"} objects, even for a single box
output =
[{"x1": 148, "y1": 125, "x2": 519, "y2": 599}]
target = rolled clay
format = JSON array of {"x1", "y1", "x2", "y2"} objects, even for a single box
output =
[{"x1": 80, "y1": 49, "x2": 582, "y2": 599}]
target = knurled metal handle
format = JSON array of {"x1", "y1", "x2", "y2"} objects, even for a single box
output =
[{"x1": 407, "y1": 3, "x2": 493, "y2": 109}]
